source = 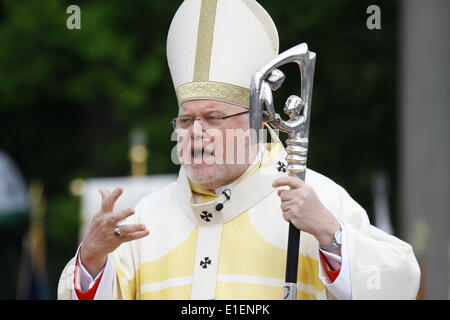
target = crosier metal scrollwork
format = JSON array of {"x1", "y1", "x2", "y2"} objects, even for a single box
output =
[{"x1": 249, "y1": 43, "x2": 316, "y2": 300}]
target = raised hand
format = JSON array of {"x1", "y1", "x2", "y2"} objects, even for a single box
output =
[{"x1": 79, "y1": 187, "x2": 149, "y2": 278}]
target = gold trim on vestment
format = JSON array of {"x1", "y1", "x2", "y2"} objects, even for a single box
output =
[{"x1": 176, "y1": 81, "x2": 250, "y2": 107}]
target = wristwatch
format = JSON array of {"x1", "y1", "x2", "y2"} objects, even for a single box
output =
[{"x1": 319, "y1": 228, "x2": 342, "y2": 252}]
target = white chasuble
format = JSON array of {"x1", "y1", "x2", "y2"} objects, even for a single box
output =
[{"x1": 58, "y1": 142, "x2": 420, "y2": 300}]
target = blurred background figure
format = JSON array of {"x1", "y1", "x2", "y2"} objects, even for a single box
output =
[
  {"x1": 0, "y1": 151, "x2": 30, "y2": 299},
  {"x1": 0, "y1": 0, "x2": 448, "y2": 299},
  {"x1": 16, "y1": 180, "x2": 50, "y2": 300}
]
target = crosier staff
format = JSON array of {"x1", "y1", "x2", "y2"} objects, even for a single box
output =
[{"x1": 249, "y1": 43, "x2": 316, "y2": 300}]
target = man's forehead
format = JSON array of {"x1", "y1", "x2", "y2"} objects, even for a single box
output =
[{"x1": 179, "y1": 100, "x2": 246, "y2": 113}]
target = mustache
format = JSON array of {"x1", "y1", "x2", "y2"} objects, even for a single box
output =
[{"x1": 172, "y1": 128, "x2": 262, "y2": 165}]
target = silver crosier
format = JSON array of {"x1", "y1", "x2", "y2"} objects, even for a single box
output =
[{"x1": 249, "y1": 43, "x2": 316, "y2": 300}]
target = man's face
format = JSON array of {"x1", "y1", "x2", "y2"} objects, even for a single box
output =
[{"x1": 175, "y1": 99, "x2": 258, "y2": 190}]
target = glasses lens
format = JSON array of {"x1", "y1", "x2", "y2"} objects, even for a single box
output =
[
  {"x1": 175, "y1": 117, "x2": 193, "y2": 129},
  {"x1": 204, "y1": 116, "x2": 223, "y2": 127}
]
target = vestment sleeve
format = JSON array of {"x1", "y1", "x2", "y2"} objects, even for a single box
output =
[
  {"x1": 318, "y1": 221, "x2": 352, "y2": 299},
  {"x1": 57, "y1": 217, "x2": 140, "y2": 300},
  {"x1": 57, "y1": 245, "x2": 115, "y2": 300},
  {"x1": 335, "y1": 185, "x2": 420, "y2": 299}
]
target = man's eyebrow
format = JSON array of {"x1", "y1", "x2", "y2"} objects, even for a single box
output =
[
  {"x1": 178, "y1": 110, "x2": 226, "y2": 117},
  {"x1": 205, "y1": 110, "x2": 225, "y2": 115}
]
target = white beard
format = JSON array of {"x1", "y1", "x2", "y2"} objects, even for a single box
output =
[{"x1": 183, "y1": 163, "x2": 250, "y2": 190}]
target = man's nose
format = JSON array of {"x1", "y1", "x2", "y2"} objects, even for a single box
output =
[{"x1": 191, "y1": 118, "x2": 204, "y2": 138}]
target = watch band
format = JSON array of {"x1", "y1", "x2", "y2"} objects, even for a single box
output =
[{"x1": 320, "y1": 228, "x2": 342, "y2": 252}]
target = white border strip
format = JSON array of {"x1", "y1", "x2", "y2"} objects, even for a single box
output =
[
  {"x1": 140, "y1": 276, "x2": 192, "y2": 293},
  {"x1": 217, "y1": 274, "x2": 319, "y2": 295},
  {"x1": 140, "y1": 274, "x2": 322, "y2": 296}
]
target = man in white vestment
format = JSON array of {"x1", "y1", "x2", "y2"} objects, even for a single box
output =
[{"x1": 58, "y1": 0, "x2": 420, "y2": 300}]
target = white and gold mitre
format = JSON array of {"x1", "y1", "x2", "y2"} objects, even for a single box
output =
[{"x1": 167, "y1": 0, "x2": 279, "y2": 108}]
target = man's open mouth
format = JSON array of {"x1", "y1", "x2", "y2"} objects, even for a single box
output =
[{"x1": 192, "y1": 148, "x2": 214, "y2": 159}]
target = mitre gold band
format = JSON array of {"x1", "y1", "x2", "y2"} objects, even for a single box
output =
[{"x1": 176, "y1": 81, "x2": 251, "y2": 108}]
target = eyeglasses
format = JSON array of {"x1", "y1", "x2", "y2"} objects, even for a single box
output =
[{"x1": 171, "y1": 111, "x2": 249, "y2": 129}]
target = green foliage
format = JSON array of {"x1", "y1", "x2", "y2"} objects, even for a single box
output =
[{"x1": 0, "y1": 0, "x2": 399, "y2": 297}]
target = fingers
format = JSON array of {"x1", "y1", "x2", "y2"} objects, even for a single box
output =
[
  {"x1": 277, "y1": 189, "x2": 297, "y2": 201},
  {"x1": 120, "y1": 229, "x2": 150, "y2": 242},
  {"x1": 280, "y1": 200, "x2": 296, "y2": 223},
  {"x1": 109, "y1": 208, "x2": 135, "y2": 225},
  {"x1": 272, "y1": 176, "x2": 304, "y2": 189},
  {"x1": 280, "y1": 199, "x2": 296, "y2": 211},
  {"x1": 282, "y1": 211, "x2": 293, "y2": 223},
  {"x1": 113, "y1": 223, "x2": 149, "y2": 243},
  {"x1": 99, "y1": 188, "x2": 112, "y2": 201},
  {"x1": 99, "y1": 187, "x2": 123, "y2": 213},
  {"x1": 118, "y1": 223, "x2": 147, "y2": 234}
]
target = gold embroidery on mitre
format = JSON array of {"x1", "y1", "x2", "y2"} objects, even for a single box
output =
[
  {"x1": 193, "y1": 0, "x2": 218, "y2": 82},
  {"x1": 176, "y1": 81, "x2": 250, "y2": 107}
]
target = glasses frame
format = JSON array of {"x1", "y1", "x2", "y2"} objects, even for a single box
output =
[{"x1": 171, "y1": 110, "x2": 249, "y2": 129}]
